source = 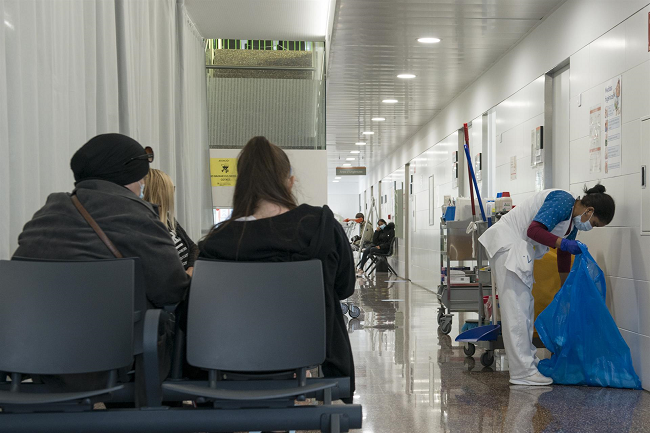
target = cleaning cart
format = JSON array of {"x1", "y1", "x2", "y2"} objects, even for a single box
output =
[{"x1": 436, "y1": 219, "x2": 491, "y2": 335}]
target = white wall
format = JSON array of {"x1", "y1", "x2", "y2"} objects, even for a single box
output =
[
  {"x1": 327, "y1": 194, "x2": 358, "y2": 219},
  {"x1": 210, "y1": 148, "x2": 328, "y2": 208},
  {"x1": 494, "y1": 77, "x2": 546, "y2": 204},
  {"x1": 565, "y1": 4, "x2": 650, "y2": 390}
]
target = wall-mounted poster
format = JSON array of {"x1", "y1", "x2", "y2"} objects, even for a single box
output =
[
  {"x1": 589, "y1": 105, "x2": 602, "y2": 174},
  {"x1": 603, "y1": 76, "x2": 622, "y2": 174},
  {"x1": 510, "y1": 156, "x2": 517, "y2": 180}
]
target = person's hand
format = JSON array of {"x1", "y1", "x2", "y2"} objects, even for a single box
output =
[
  {"x1": 376, "y1": 246, "x2": 380, "y2": 249},
  {"x1": 186, "y1": 267, "x2": 194, "y2": 277},
  {"x1": 560, "y1": 239, "x2": 582, "y2": 255}
]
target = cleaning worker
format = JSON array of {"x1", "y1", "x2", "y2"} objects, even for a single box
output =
[{"x1": 478, "y1": 184, "x2": 615, "y2": 385}]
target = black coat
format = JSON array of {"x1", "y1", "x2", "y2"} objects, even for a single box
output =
[
  {"x1": 14, "y1": 179, "x2": 190, "y2": 308},
  {"x1": 198, "y1": 204, "x2": 356, "y2": 397},
  {"x1": 371, "y1": 222, "x2": 395, "y2": 252}
]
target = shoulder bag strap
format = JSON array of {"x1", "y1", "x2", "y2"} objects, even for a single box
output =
[{"x1": 70, "y1": 193, "x2": 124, "y2": 258}]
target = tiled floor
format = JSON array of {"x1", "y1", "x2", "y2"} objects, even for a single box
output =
[{"x1": 346, "y1": 273, "x2": 650, "y2": 433}]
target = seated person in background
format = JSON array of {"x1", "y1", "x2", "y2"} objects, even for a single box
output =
[
  {"x1": 356, "y1": 219, "x2": 395, "y2": 274},
  {"x1": 13, "y1": 133, "x2": 190, "y2": 392},
  {"x1": 144, "y1": 168, "x2": 198, "y2": 276},
  {"x1": 344, "y1": 212, "x2": 373, "y2": 250},
  {"x1": 199, "y1": 136, "x2": 356, "y2": 401}
]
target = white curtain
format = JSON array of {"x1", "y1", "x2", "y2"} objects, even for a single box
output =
[
  {"x1": 0, "y1": 0, "x2": 211, "y2": 258},
  {"x1": 0, "y1": 0, "x2": 121, "y2": 259}
]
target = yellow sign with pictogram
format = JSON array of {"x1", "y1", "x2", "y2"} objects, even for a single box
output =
[{"x1": 210, "y1": 158, "x2": 238, "y2": 186}]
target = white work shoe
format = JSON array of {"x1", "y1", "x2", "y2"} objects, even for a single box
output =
[{"x1": 509, "y1": 371, "x2": 553, "y2": 386}]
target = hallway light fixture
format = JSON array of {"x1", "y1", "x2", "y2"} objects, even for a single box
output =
[
  {"x1": 350, "y1": 150, "x2": 360, "y2": 154},
  {"x1": 346, "y1": 157, "x2": 355, "y2": 160},
  {"x1": 355, "y1": 142, "x2": 367, "y2": 145},
  {"x1": 371, "y1": 117, "x2": 385, "y2": 121},
  {"x1": 335, "y1": 177, "x2": 342, "y2": 179},
  {"x1": 362, "y1": 131, "x2": 374, "y2": 135},
  {"x1": 333, "y1": 180, "x2": 339, "y2": 183},
  {"x1": 397, "y1": 73, "x2": 416, "y2": 79},
  {"x1": 343, "y1": 163, "x2": 352, "y2": 167},
  {"x1": 417, "y1": 37, "x2": 441, "y2": 44},
  {"x1": 382, "y1": 99, "x2": 398, "y2": 103}
]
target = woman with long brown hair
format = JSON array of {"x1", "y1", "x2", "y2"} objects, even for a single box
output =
[
  {"x1": 144, "y1": 168, "x2": 198, "y2": 275},
  {"x1": 199, "y1": 136, "x2": 356, "y2": 399}
]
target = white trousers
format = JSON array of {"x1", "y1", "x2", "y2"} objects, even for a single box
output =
[{"x1": 491, "y1": 250, "x2": 538, "y2": 380}]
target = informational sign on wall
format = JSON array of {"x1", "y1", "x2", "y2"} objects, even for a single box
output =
[
  {"x1": 510, "y1": 156, "x2": 517, "y2": 180},
  {"x1": 210, "y1": 158, "x2": 238, "y2": 186},
  {"x1": 603, "y1": 76, "x2": 622, "y2": 174},
  {"x1": 589, "y1": 105, "x2": 602, "y2": 173}
]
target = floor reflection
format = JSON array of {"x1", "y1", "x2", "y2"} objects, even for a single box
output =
[{"x1": 348, "y1": 273, "x2": 650, "y2": 433}]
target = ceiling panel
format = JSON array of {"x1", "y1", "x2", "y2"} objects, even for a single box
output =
[
  {"x1": 185, "y1": 0, "x2": 331, "y2": 41},
  {"x1": 326, "y1": 0, "x2": 566, "y2": 189}
]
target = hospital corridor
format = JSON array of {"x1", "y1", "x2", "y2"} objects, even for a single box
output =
[{"x1": 1, "y1": 0, "x2": 650, "y2": 432}]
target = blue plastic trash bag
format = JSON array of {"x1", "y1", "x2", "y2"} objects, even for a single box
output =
[{"x1": 535, "y1": 242, "x2": 642, "y2": 389}]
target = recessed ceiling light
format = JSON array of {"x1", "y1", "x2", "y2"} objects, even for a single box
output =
[
  {"x1": 332, "y1": 180, "x2": 339, "y2": 183},
  {"x1": 355, "y1": 142, "x2": 367, "y2": 146},
  {"x1": 371, "y1": 117, "x2": 385, "y2": 122},
  {"x1": 346, "y1": 157, "x2": 355, "y2": 160},
  {"x1": 382, "y1": 99, "x2": 398, "y2": 104},
  {"x1": 362, "y1": 131, "x2": 374, "y2": 135},
  {"x1": 397, "y1": 73, "x2": 416, "y2": 79},
  {"x1": 350, "y1": 150, "x2": 360, "y2": 154},
  {"x1": 335, "y1": 177, "x2": 341, "y2": 179},
  {"x1": 417, "y1": 37, "x2": 441, "y2": 44},
  {"x1": 343, "y1": 163, "x2": 352, "y2": 167}
]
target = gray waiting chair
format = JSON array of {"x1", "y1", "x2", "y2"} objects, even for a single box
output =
[
  {"x1": 0, "y1": 259, "x2": 164, "y2": 413},
  {"x1": 162, "y1": 259, "x2": 362, "y2": 433}
]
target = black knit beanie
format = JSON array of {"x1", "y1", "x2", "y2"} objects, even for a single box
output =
[{"x1": 71, "y1": 133, "x2": 150, "y2": 185}]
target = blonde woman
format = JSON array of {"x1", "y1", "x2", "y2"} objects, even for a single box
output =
[{"x1": 144, "y1": 169, "x2": 198, "y2": 276}]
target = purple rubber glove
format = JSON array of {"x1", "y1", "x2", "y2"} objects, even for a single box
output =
[{"x1": 560, "y1": 238, "x2": 582, "y2": 255}]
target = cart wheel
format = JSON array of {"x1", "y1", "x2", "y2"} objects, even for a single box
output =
[
  {"x1": 438, "y1": 317, "x2": 452, "y2": 335},
  {"x1": 437, "y1": 309, "x2": 445, "y2": 325},
  {"x1": 463, "y1": 343, "x2": 476, "y2": 357},
  {"x1": 349, "y1": 305, "x2": 361, "y2": 319},
  {"x1": 341, "y1": 303, "x2": 349, "y2": 315},
  {"x1": 480, "y1": 351, "x2": 495, "y2": 367}
]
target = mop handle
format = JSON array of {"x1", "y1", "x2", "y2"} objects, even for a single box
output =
[
  {"x1": 463, "y1": 124, "x2": 477, "y2": 220},
  {"x1": 463, "y1": 124, "x2": 487, "y2": 222}
]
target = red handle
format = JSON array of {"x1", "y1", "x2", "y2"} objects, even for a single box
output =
[{"x1": 463, "y1": 123, "x2": 470, "y2": 145}]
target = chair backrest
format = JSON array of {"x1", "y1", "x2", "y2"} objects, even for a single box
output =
[
  {"x1": 388, "y1": 236, "x2": 397, "y2": 256},
  {"x1": 13, "y1": 256, "x2": 147, "y2": 355},
  {"x1": 0, "y1": 259, "x2": 135, "y2": 375},
  {"x1": 187, "y1": 260, "x2": 326, "y2": 372}
]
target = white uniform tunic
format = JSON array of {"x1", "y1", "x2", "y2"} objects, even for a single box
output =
[{"x1": 478, "y1": 189, "x2": 577, "y2": 380}]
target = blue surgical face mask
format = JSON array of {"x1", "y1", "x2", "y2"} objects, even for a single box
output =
[
  {"x1": 573, "y1": 209, "x2": 593, "y2": 231},
  {"x1": 380, "y1": 224, "x2": 387, "y2": 230},
  {"x1": 139, "y1": 181, "x2": 145, "y2": 199}
]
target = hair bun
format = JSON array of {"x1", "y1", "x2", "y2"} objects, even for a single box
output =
[{"x1": 584, "y1": 184, "x2": 606, "y2": 195}]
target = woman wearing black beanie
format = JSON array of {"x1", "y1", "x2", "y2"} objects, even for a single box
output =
[{"x1": 13, "y1": 133, "x2": 190, "y2": 403}]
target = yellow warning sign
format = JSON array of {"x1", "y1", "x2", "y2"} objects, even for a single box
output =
[{"x1": 210, "y1": 158, "x2": 238, "y2": 187}]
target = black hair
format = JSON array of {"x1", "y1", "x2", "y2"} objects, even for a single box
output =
[
  {"x1": 580, "y1": 183, "x2": 615, "y2": 225},
  {"x1": 377, "y1": 219, "x2": 387, "y2": 226},
  {"x1": 355, "y1": 212, "x2": 364, "y2": 219}
]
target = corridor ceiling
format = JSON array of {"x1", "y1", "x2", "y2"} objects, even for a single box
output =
[{"x1": 326, "y1": 0, "x2": 566, "y2": 190}]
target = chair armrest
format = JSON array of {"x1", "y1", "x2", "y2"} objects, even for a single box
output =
[{"x1": 142, "y1": 309, "x2": 171, "y2": 407}]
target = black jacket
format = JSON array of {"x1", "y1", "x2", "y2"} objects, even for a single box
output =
[
  {"x1": 372, "y1": 222, "x2": 395, "y2": 252},
  {"x1": 14, "y1": 179, "x2": 190, "y2": 308},
  {"x1": 198, "y1": 204, "x2": 356, "y2": 396}
]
